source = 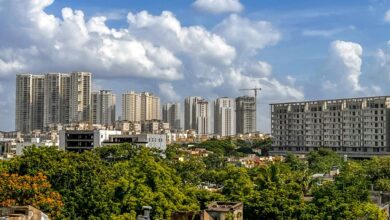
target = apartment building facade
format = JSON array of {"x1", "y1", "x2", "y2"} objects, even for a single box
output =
[
  {"x1": 16, "y1": 72, "x2": 92, "y2": 134},
  {"x1": 184, "y1": 96, "x2": 201, "y2": 130},
  {"x1": 91, "y1": 90, "x2": 116, "y2": 126},
  {"x1": 70, "y1": 72, "x2": 91, "y2": 123},
  {"x1": 236, "y1": 96, "x2": 256, "y2": 134},
  {"x1": 15, "y1": 74, "x2": 45, "y2": 133},
  {"x1": 162, "y1": 103, "x2": 181, "y2": 130},
  {"x1": 194, "y1": 99, "x2": 210, "y2": 135},
  {"x1": 271, "y1": 96, "x2": 390, "y2": 157},
  {"x1": 214, "y1": 97, "x2": 236, "y2": 137}
]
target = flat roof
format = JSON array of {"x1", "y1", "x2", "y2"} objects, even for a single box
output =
[{"x1": 270, "y1": 95, "x2": 390, "y2": 105}]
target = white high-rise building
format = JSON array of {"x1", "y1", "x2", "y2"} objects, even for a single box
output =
[
  {"x1": 236, "y1": 96, "x2": 256, "y2": 134},
  {"x1": 214, "y1": 97, "x2": 236, "y2": 137},
  {"x1": 194, "y1": 99, "x2": 210, "y2": 135},
  {"x1": 122, "y1": 91, "x2": 142, "y2": 122},
  {"x1": 15, "y1": 74, "x2": 45, "y2": 133},
  {"x1": 162, "y1": 103, "x2": 181, "y2": 130},
  {"x1": 91, "y1": 90, "x2": 116, "y2": 126},
  {"x1": 43, "y1": 73, "x2": 71, "y2": 127},
  {"x1": 69, "y1": 72, "x2": 91, "y2": 123},
  {"x1": 184, "y1": 96, "x2": 201, "y2": 130}
]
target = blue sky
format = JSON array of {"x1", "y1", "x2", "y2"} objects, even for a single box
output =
[{"x1": 2, "y1": 0, "x2": 390, "y2": 132}]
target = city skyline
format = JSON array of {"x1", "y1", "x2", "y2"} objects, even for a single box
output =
[{"x1": 4, "y1": 0, "x2": 390, "y2": 132}]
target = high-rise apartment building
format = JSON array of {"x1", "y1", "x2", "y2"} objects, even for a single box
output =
[
  {"x1": 43, "y1": 73, "x2": 71, "y2": 127},
  {"x1": 184, "y1": 96, "x2": 201, "y2": 130},
  {"x1": 194, "y1": 99, "x2": 210, "y2": 135},
  {"x1": 236, "y1": 96, "x2": 256, "y2": 134},
  {"x1": 270, "y1": 96, "x2": 390, "y2": 157},
  {"x1": 122, "y1": 91, "x2": 160, "y2": 122},
  {"x1": 162, "y1": 103, "x2": 181, "y2": 130},
  {"x1": 122, "y1": 91, "x2": 141, "y2": 122},
  {"x1": 91, "y1": 90, "x2": 116, "y2": 126},
  {"x1": 140, "y1": 92, "x2": 161, "y2": 121},
  {"x1": 15, "y1": 74, "x2": 45, "y2": 133},
  {"x1": 214, "y1": 97, "x2": 236, "y2": 137},
  {"x1": 16, "y1": 72, "x2": 92, "y2": 133},
  {"x1": 69, "y1": 72, "x2": 91, "y2": 123}
]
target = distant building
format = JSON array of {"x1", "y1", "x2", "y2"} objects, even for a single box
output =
[
  {"x1": 162, "y1": 103, "x2": 181, "y2": 130},
  {"x1": 43, "y1": 73, "x2": 71, "y2": 127},
  {"x1": 122, "y1": 91, "x2": 161, "y2": 122},
  {"x1": 15, "y1": 74, "x2": 45, "y2": 133},
  {"x1": 59, "y1": 130, "x2": 166, "y2": 152},
  {"x1": 122, "y1": 91, "x2": 142, "y2": 122},
  {"x1": 69, "y1": 72, "x2": 91, "y2": 123},
  {"x1": 141, "y1": 92, "x2": 161, "y2": 121},
  {"x1": 235, "y1": 96, "x2": 256, "y2": 134},
  {"x1": 59, "y1": 130, "x2": 121, "y2": 152},
  {"x1": 184, "y1": 96, "x2": 201, "y2": 130},
  {"x1": 103, "y1": 134, "x2": 166, "y2": 151},
  {"x1": 0, "y1": 206, "x2": 49, "y2": 220},
  {"x1": 203, "y1": 201, "x2": 243, "y2": 220},
  {"x1": 214, "y1": 97, "x2": 236, "y2": 137},
  {"x1": 15, "y1": 72, "x2": 92, "y2": 134},
  {"x1": 270, "y1": 96, "x2": 390, "y2": 157},
  {"x1": 194, "y1": 99, "x2": 210, "y2": 136},
  {"x1": 91, "y1": 90, "x2": 116, "y2": 126}
]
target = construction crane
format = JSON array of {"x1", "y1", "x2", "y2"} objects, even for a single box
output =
[{"x1": 239, "y1": 88, "x2": 262, "y2": 101}]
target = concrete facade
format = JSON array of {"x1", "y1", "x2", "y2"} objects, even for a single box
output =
[
  {"x1": 235, "y1": 96, "x2": 256, "y2": 134},
  {"x1": 271, "y1": 96, "x2": 390, "y2": 157}
]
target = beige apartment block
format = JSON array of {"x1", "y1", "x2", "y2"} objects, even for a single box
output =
[
  {"x1": 122, "y1": 91, "x2": 142, "y2": 122},
  {"x1": 271, "y1": 96, "x2": 390, "y2": 157}
]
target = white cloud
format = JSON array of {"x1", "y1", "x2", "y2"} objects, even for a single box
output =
[
  {"x1": 328, "y1": 40, "x2": 363, "y2": 91},
  {"x1": 215, "y1": 14, "x2": 281, "y2": 56},
  {"x1": 158, "y1": 83, "x2": 180, "y2": 101},
  {"x1": 127, "y1": 11, "x2": 236, "y2": 66},
  {"x1": 193, "y1": 0, "x2": 243, "y2": 14},
  {"x1": 302, "y1": 26, "x2": 355, "y2": 37},
  {"x1": 320, "y1": 40, "x2": 372, "y2": 97},
  {"x1": 384, "y1": 9, "x2": 390, "y2": 22}
]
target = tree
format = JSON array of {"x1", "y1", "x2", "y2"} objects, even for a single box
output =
[
  {"x1": 0, "y1": 172, "x2": 63, "y2": 219},
  {"x1": 307, "y1": 148, "x2": 343, "y2": 173}
]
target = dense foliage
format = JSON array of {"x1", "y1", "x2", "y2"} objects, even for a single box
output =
[{"x1": 0, "y1": 143, "x2": 388, "y2": 219}]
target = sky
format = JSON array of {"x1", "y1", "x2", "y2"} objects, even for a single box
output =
[{"x1": 2, "y1": 0, "x2": 390, "y2": 132}]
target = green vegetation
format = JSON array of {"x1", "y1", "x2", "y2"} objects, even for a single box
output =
[{"x1": 0, "y1": 142, "x2": 388, "y2": 219}]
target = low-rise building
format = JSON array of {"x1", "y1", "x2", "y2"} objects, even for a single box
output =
[
  {"x1": 59, "y1": 130, "x2": 121, "y2": 152},
  {"x1": 202, "y1": 201, "x2": 243, "y2": 220},
  {"x1": 0, "y1": 206, "x2": 49, "y2": 220},
  {"x1": 59, "y1": 130, "x2": 166, "y2": 151}
]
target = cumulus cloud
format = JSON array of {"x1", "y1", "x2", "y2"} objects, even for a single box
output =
[
  {"x1": 0, "y1": 2, "x2": 183, "y2": 80},
  {"x1": 323, "y1": 40, "x2": 363, "y2": 93},
  {"x1": 158, "y1": 83, "x2": 180, "y2": 101},
  {"x1": 215, "y1": 14, "x2": 281, "y2": 56},
  {"x1": 193, "y1": 0, "x2": 244, "y2": 14}
]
